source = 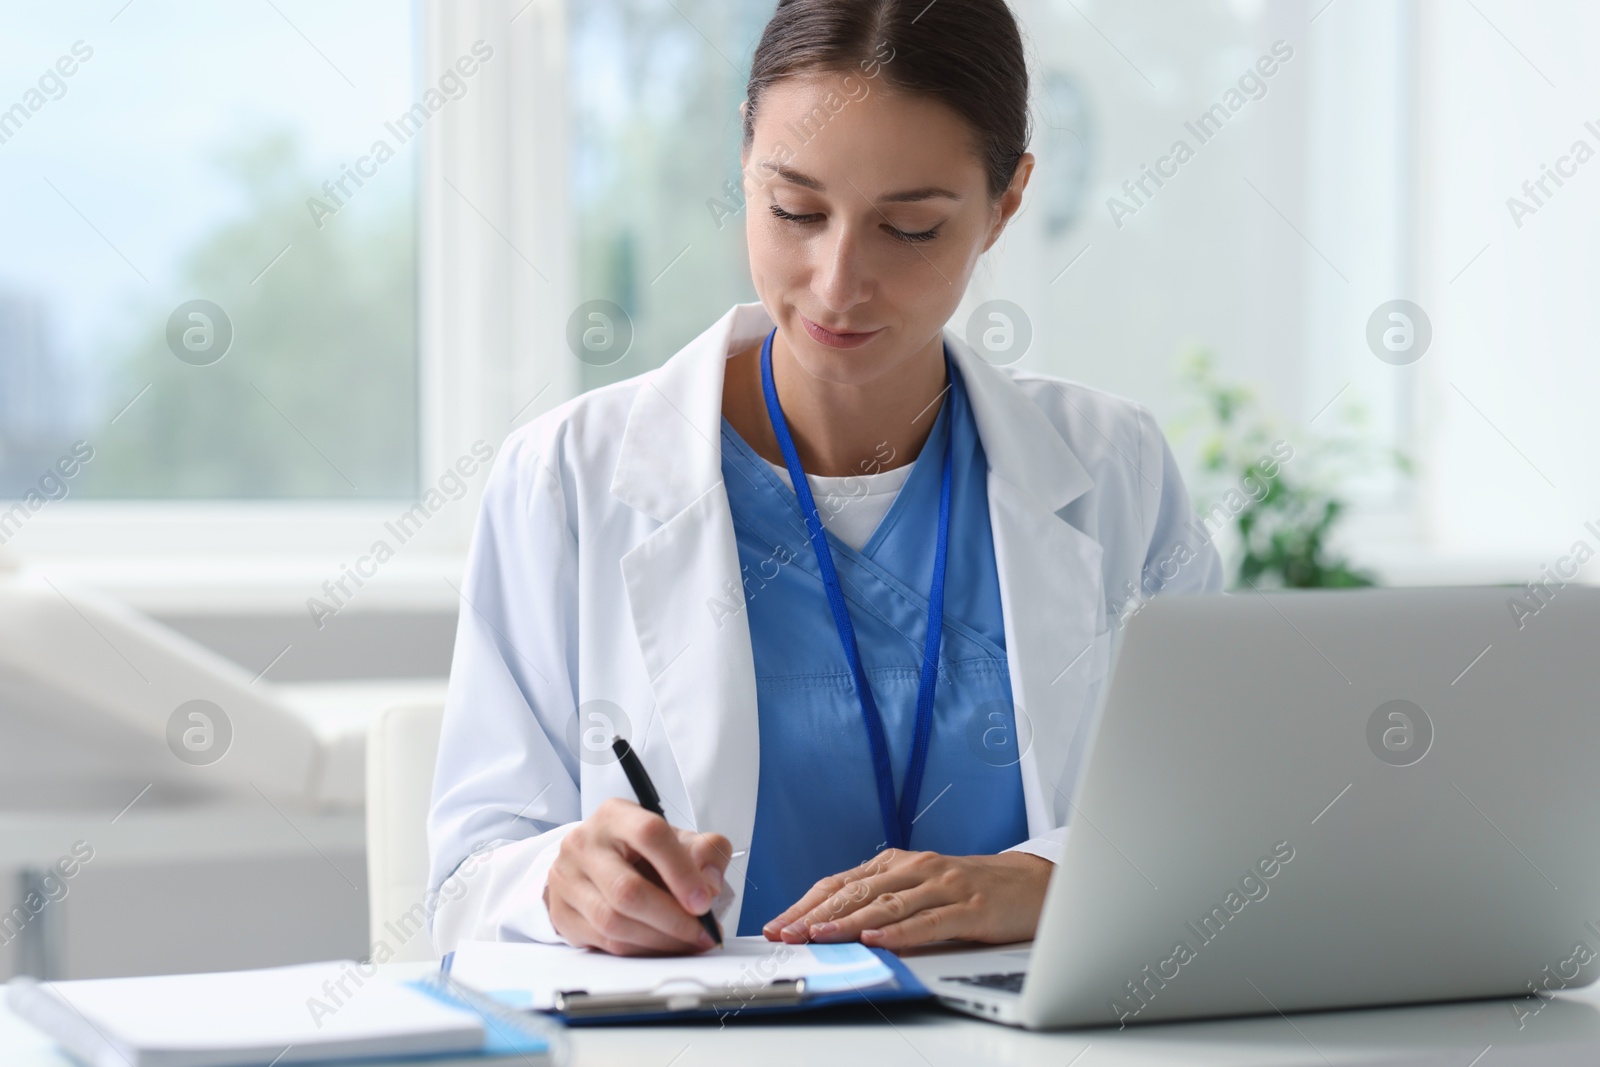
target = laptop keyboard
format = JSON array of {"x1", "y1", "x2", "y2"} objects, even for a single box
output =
[{"x1": 939, "y1": 971, "x2": 1026, "y2": 993}]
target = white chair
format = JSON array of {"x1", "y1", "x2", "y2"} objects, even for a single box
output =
[
  {"x1": 0, "y1": 565, "x2": 335, "y2": 805},
  {"x1": 0, "y1": 556, "x2": 438, "y2": 977},
  {"x1": 364, "y1": 701, "x2": 446, "y2": 963}
]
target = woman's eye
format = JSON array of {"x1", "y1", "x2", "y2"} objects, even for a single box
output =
[
  {"x1": 769, "y1": 203, "x2": 820, "y2": 225},
  {"x1": 888, "y1": 224, "x2": 940, "y2": 244},
  {"x1": 768, "y1": 203, "x2": 940, "y2": 244}
]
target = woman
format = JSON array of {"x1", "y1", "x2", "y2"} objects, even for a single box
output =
[{"x1": 427, "y1": 0, "x2": 1221, "y2": 958}]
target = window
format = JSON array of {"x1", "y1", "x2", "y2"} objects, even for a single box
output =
[
  {"x1": 567, "y1": 0, "x2": 766, "y2": 392},
  {"x1": 1, "y1": 2, "x2": 420, "y2": 500}
]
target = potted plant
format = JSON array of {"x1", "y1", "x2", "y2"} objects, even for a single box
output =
[{"x1": 1174, "y1": 349, "x2": 1412, "y2": 590}]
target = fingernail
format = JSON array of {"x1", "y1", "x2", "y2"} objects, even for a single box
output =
[
  {"x1": 698, "y1": 929, "x2": 715, "y2": 950},
  {"x1": 688, "y1": 886, "x2": 711, "y2": 911},
  {"x1": 702, "y1": 864, "x2": 723, "y2": 893},
  {"x1": 782, "y1": 921, "x2": 807, "y2": 937},
  {"x1": 861, "y1": 929, "x2": 883, "y2": 941},
  {"x1": 810, "y1": 922, "x2": 838, "y2": 938}
]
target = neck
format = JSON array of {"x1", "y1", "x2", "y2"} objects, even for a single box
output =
[{"x1": 724, "y1": 329, "x2": 949, "y2": 478}]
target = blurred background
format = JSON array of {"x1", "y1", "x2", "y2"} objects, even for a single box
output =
[{"x1": 0, "y1": 0, "x2": 1594, "y2": 979}]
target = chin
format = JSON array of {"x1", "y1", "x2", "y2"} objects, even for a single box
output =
[{"x1": 784, "y1": 335, "x2": 897, "y2": 388}]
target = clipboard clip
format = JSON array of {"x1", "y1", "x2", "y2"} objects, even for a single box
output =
[{"x1": 553, "y1": 977, "x2": 809, "y2": 1017}]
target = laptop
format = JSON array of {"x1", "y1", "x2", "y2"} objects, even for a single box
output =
[{"x1": 921, "y1": 586, "x2": 1600, "y2": 1029}]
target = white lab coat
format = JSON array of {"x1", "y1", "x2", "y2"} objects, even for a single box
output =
[{"x1": 426, "y1": 301, "x2": 1223, "y2": 951}]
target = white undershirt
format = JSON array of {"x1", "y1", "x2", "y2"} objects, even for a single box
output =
[{"x1": 763, "y1": 458, "x2": 914, "y2": 553}]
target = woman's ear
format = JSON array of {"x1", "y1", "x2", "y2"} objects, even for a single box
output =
[{"x1": 984, "y1": 151, "x2": 1036, "y2": 252}]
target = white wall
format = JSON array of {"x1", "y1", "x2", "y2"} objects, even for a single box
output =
[
  {"x1": 965, "y1": 0, "x2": 1597, "y2": 585},
  {"x1": 1413, "y1": 0, "x2": 1600, "y2": 578}
]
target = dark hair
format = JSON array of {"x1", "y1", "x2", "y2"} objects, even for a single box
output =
[{"x1": 743, "y1": 0, "x2": 1031, "y2": 201}]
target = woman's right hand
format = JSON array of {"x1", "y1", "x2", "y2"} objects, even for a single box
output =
[{"x1": 545, "y1": 797, "x2": 731, "y2": 955}]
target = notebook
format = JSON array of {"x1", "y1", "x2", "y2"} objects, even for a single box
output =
[
  {"x1": 6, "y1": 960, "x2": 556, "y2": 1067},
  {"x1": 445, "y1": 935, "x2": 929, "y2": 1023}
]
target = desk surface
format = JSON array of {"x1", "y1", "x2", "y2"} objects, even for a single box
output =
[{"x1": 5, "y1": 960, "x2": 1598, "y2": 1066}]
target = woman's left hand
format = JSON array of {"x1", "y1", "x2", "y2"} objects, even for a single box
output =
[{"x1": 760, "y1": 849, "x2": 1052, "y2": 951}]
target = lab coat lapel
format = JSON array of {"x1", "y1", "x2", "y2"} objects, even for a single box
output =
[
  {"x1": 612, "y1": 305, "x2": 762, "y2": 927},
  {"x1": 949, "y1": 336, "x2": 1108, "y2": 838}
]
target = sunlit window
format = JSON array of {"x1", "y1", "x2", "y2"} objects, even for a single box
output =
[{"x1": 0, "y1": 2, "x2": 419, "y2": 500}]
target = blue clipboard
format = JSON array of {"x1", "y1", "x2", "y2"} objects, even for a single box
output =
[{"x1": 439, "y1": 946, "x2": 930, "y2": 1026}]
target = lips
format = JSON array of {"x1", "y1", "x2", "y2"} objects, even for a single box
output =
[{"x1": 800, "y1": 314, "x2": 883, "y2": 349}]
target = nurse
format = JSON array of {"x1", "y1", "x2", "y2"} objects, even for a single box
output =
[{"x1": 427, "y1": 0, "x2": 1222, "y2": 958}]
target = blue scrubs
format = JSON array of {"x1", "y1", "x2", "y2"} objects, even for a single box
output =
[{"x1": 720, "y1": 359, "x2": 1029, "y2": 935}]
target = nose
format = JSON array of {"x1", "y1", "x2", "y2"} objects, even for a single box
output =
[{"x1": 811, "y1": 219, "x2": 872, "y2": 314}]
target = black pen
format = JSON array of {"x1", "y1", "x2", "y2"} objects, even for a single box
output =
[{"x1": 611, "y1": 736, "x2": 724, "y2": 948}]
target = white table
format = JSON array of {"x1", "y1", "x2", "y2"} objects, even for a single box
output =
[{"x1": 5, "y1": 959, "x2": 1599, "y2": 1066}]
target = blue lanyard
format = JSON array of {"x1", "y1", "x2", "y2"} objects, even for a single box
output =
[{"x1": 758, "y1": 327, "x2": 953, "y2": 851}]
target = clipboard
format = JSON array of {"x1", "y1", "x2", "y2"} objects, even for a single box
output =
[{"x1": 440, "y1": 945, "x2": 930, "y2": 1025}]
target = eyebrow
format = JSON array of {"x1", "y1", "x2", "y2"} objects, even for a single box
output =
[{"x1": 770, "y1": 164, "x2": 964, "y2": 204}]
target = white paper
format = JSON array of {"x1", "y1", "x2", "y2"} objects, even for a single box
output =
[
  {"x1": 449, "y1": 936, "x2": 894, "y2": 1010},
  {"x1": 31, "y1": 961, "x2": 483, "y2": 1056}
]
